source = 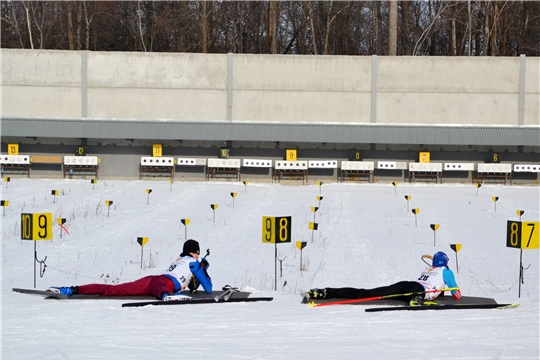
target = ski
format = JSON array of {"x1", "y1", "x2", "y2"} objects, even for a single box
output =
[
  {"x1": 308, "y1": 287, "x2": 460, "y2": 307},
  {"x1": 298, "y1": 289, "x2": 310, "y2": 303},
  {"x1": 365, "y1": 303, "x2": 520, "y2": 312},
  {"x1": 12, "y1": 287, "x2": 250, "y2": 301},
  {"x1": 122, "y1": 296, "x2": 273, "y2": 308},
  {"x1": 13, "y1": 288, "x2": 71, "y2": 299}
]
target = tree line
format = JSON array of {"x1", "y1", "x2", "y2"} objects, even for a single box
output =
[{"x1": 1, "y1": 1, "x2": 538, "y2": 56}]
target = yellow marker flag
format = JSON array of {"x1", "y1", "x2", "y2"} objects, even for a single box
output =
[
  {"x1": 450, "y1": 244, "x2": 462, "y2": 253},
  {"x1": 137, "y1": 237, "x2": 149, "y2": 246}
]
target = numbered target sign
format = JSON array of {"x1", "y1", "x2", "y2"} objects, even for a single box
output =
[
  {"x1": 21, "y1": 213, "x2": 53, "y2": 240},
  {"x1": 506, "y1": 221, "x2": 539, "y2": 249},
  {"x1": 262, "y1": 216, "x2": 292, "y2": 244}
]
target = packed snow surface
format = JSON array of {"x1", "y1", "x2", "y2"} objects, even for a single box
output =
[{"x1": 2, "y1": 179, "x2": 539, "y2": 359}]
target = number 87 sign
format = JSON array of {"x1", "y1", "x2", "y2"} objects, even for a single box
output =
[
  {"x1": 506, "y1": 221, "x2": 539, "y2": 249},
  {"x1": 262, "y1": 216, "x2": 291, "y2": 244}
]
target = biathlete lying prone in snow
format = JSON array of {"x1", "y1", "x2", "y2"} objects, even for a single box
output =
[
  {"x1": 48, "y1": 239, "x2": 212, "y2": 301},
  {"x1": 307, "y1": 251, "x2": 461, "y2": 304}
]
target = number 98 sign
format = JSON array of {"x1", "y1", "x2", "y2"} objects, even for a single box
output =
[
  {"x1": 262, "y1": 216, "x2": 291, "y2": 244},
  {"x1": 21, "y1": 213, "x2": 53, "y2": 240}
]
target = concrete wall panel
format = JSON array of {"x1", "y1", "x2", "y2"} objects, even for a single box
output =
[
  {"x1": 3, "y1": 85, "x2": 81, "y2": 118},
  {"x1": 378, "y1": 93, "x2": 518, "y2": 125},
  {"x1": 524, "y1": 94, "x2": 539, "y2": 126},
  {"x1": 524, "y1": 58, "x2": 539, "y2": 125},
  {"x1": 1, "y1": 49, "x2": 538, "y2": 127},
  {"x1": 525, "y1": 58, "x2": 539, "y2": 93},
  {"x1": 89, "y1": 88, "x2": 226, "y2": 120},
  {"x1": 233, "y1": 54, "x2": 372, "y2": 92},
  {"x1": 378, "y1": 57, "x2": 519, "y2": 93},
  {"x1": 88, "y1": 52, "x2": 227, "y2": 89},
  {"x1": 2, "y1": 49, "x2": 81, "y2": 86},
  {"x1": 233, "y1": 90, "x2": 370, "y2": 123}
]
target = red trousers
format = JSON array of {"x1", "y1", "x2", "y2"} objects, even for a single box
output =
[{"x1": 77, "y1": 275, "x2": 176, "y2": 299}]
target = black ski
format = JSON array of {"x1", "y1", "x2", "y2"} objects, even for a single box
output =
[
  {"x1": 365, "y1": 303, "x2": 519, "y2": 312},
  {"x1": 122, "y1": 296, "x2": 273, "y2": 308},
  {"x1": 12, "y1": 288, "x2": 250, "y2": 301}
]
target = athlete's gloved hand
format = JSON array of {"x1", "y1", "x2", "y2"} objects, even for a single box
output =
[
  {"x1": 452, "y1": 289, "x2": 462, "y2": 300},
  {"x1": 200, "y1": 258, "x2": 210, "y2": 270}
]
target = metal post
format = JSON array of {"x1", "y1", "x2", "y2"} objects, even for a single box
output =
[
  {"x1": 370, "y1": 55, "x2": 377, "y2": 124},
  {"x1": 274, "y1": 243, "x2": 277, "y2": 291},
  {"x1": 227, "y1": 52, "x2": 233, "y2": 121},
  {"x1": 518, "y1": 55, "x2": 526, "y2": 126},
  {"x1": 518, "y1": 249, "x2": 523, "y2": 298},
  {"x1": 82, "y1": 51, "x2": 88, "y2": 118},
  {"x1": 33, "y1": 241, "x2": 37, "y2": 288}
]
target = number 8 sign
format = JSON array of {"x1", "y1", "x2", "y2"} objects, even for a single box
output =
[
  {"x1": 506, "y1": 221, "x2": 539, "y2": 249},
  {"x1": 21, "y1": 213, "x2": 53, "y2": 240},
  {"x1": 262, "y1": 216, "x2": 292, "y2": 244}
]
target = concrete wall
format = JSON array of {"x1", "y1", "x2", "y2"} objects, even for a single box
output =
[{"x1": 2, "y1": 49, "x2": 538, "y2": 126}]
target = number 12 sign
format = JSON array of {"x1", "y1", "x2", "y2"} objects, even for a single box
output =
[
  {"x1": 506, "y1": 221, "x2": 539, "y2": 249},
  {"x1": 262, "y1": 216, "x2": 291, "y2": 244}
]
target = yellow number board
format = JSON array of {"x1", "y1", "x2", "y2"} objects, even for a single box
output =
[
  {"x1": 21, "y1": 213, "x2": 53, "y2": 240},
  {"x1": 286, "y1": 150, "x2": 297, "y2": 161},
  {"x1": 8, "y1": 143, "x2": 19, "y2": 155},
  {"x1": 506, "y1": 221, "x2": 539, "y2": 249},
  {"x1": 152, "y1": 144, "x2": 163, "y2": 157},
  {"x1": 262, "y1": 216, "x2": 292, "y2": 244}
]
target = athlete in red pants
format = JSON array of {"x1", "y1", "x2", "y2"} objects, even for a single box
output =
[{"x1": 48, "y1": 239, "x2": 212, "y2": 300}]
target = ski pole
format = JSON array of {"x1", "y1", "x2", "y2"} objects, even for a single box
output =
[{"x1": 309, "y1": 287, "x2": 459, "y2": 308}]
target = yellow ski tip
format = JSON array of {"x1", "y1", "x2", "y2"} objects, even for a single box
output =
[
  {"x1": 308, "y1": 301, "x2": 317, "y2": 308},
  {"x1": 497, "y1": 303, "x2": 520, "y2": 310}
]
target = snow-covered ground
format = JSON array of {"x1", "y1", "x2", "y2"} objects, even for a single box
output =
[{"x1": 2, "y1": 179, "x2": 539, "y2": 359}]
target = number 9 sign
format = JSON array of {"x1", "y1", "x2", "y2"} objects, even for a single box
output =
[
  {"x1": 21, "y1": 213, "x2": 53, "y2": 240},
  {"x1": 262, "y1": 216, "x2": 292, "y2": 244}
]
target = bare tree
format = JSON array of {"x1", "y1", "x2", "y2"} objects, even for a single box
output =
[
  {"x1": 388, "y1": 0, "x2": 398, "y2": 55},
  {"x1": 268, "y1": 0, "x2": 279, "y2": 54},
  {"x1": 1, "y1": 0, "x2": 538, "y2": 56},
  {"x1": 373, "y1": 1, "x2": 383, "y2": 55}
]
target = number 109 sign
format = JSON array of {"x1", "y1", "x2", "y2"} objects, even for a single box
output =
[
  {"x1": 262, "y1": 216, "x2": 291, "y2": 244},
  {"x1": 21, "y1": 213, "x2": 53, "y2": 241}
]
